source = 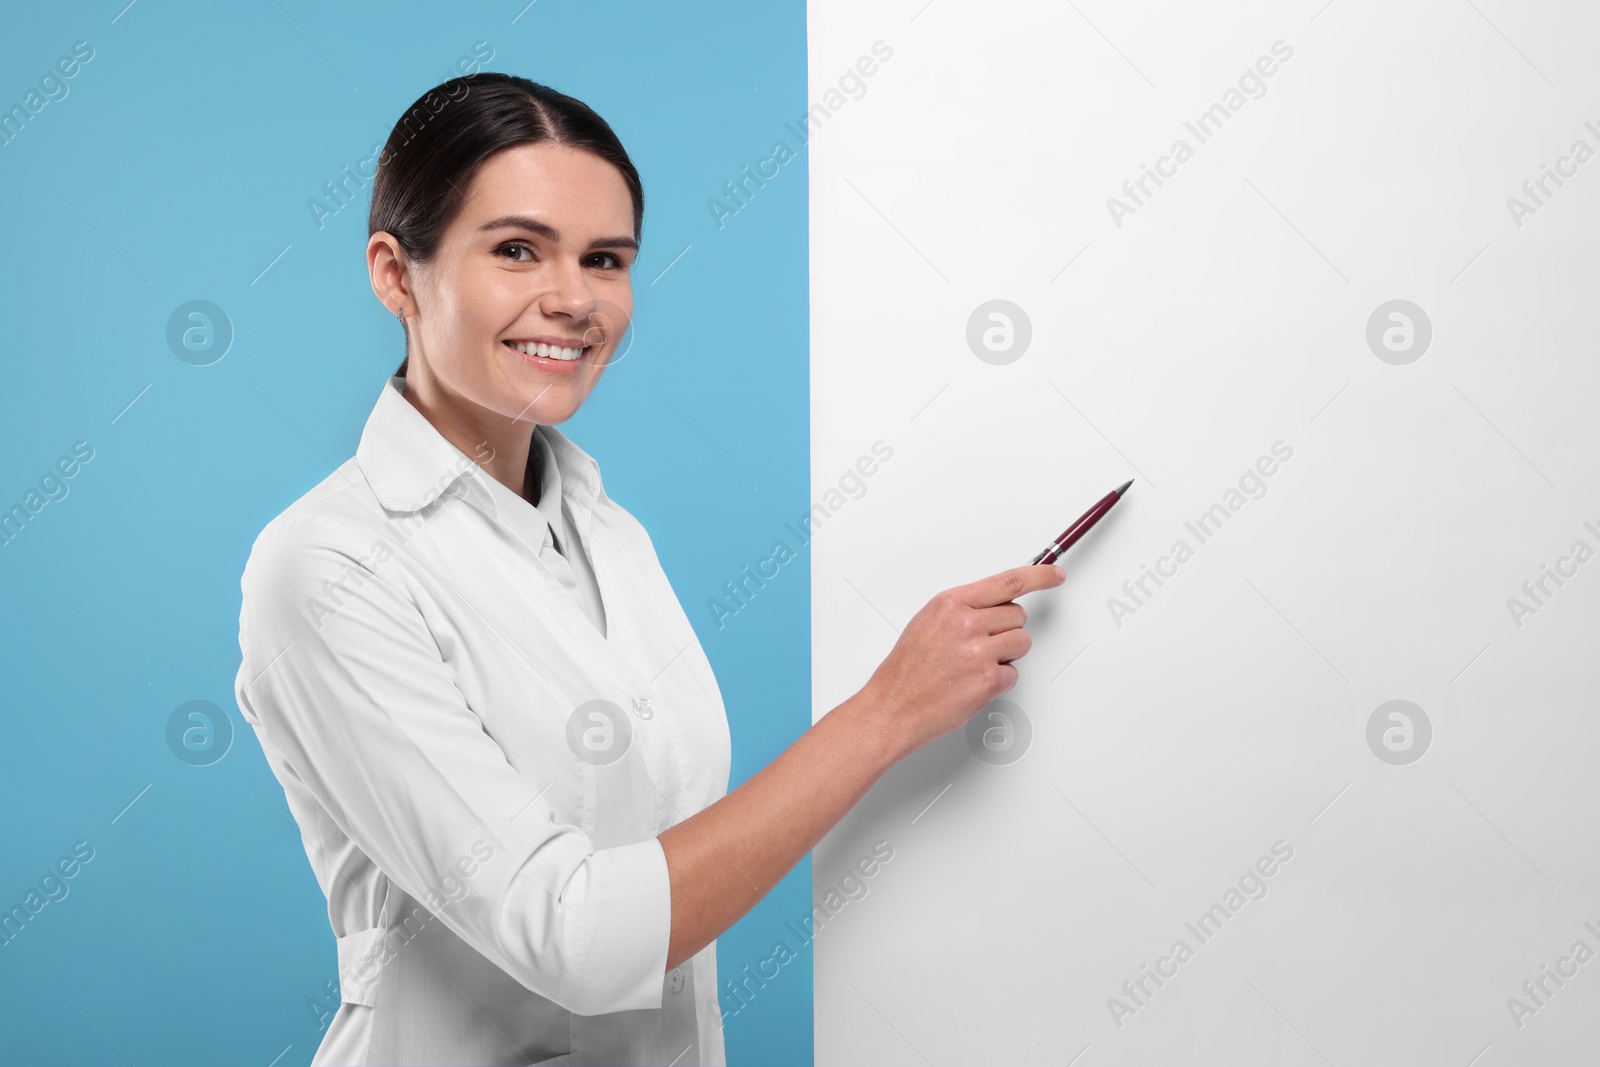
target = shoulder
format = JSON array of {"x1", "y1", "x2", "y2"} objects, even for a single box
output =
[
  {"x1": 235, "y1": 460, "x2": 440, "y2": 664},
  {"x1": 239, "y1": 459, "x2": 403, "y2": 593}
]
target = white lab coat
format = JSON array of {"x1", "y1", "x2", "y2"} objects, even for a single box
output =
[{"x1": 234, "y1": 375, "x2": 732, "y2": 1065}]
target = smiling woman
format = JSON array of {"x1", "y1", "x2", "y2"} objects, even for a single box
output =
[
  {"x1": 234, "y1": 69, "x2": 1063, "y2": 1067},
  {"x1": 367, "y1": 77, "x2": 644, "y2": 494},
  {"x1": 237, "y1": 74, "x2": 717, "y2": 1067}
]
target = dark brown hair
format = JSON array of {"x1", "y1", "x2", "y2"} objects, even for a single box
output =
[{"x1": 368, "y1": 73, "x2": 645, "y2": 377}]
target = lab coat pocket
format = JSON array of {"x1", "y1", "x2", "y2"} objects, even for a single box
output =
[{"x1": 335, "y1": 927, "x2": 389, "y2": 1006}]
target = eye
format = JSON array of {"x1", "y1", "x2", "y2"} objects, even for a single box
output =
[
  {"x1": 585, "y1": 251, "x2": 627, "y2": 271},
  {"x1": 495, "y1": 241, "x2": 535, "y2": 263}
]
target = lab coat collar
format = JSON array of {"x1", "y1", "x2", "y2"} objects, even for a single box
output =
[
  {"x1": 527, "y1": 428, "x2": 568, "y2": 553},
  {"x1": 356, "y1": 375, "x2": 605, "y2": 515}
]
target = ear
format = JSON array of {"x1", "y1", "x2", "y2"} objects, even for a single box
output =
[{"x1": 368, "y1": 231, "x2": 414, "y2": 317}]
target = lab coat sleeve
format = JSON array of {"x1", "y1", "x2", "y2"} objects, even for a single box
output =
[{"x1": 234, "y1": 512, "x2": 670, "y2": 1017}]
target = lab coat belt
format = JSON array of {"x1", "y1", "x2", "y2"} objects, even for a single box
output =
[{"x1": 334, "y1": 927, "x2": 389, "y2": 1006}]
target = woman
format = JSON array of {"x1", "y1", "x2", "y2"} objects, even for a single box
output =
[{"x1": 233, "y1": 72, "x2": 1063, "y2": 1067}]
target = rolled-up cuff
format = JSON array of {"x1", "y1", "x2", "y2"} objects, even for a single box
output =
[{"x1": 566, "y1": 836, "x2": 672, "y2": 1015}]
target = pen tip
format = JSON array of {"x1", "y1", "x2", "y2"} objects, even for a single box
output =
[{"x1": 1115, "y1": 479, "x2": 1134, "y2": 497}]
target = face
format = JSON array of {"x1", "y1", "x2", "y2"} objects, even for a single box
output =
[{"x1": 378, "y1": 142, "x2": 637, "y2": 427}]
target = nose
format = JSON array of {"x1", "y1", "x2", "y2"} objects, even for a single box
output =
[{"x1": 536, "y1": 256, "x2": 597, "y2": 323}]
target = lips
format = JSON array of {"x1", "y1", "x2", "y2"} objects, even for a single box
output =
[{"x1": 502, "y1": 339, "x2": 587, "y2": 376}]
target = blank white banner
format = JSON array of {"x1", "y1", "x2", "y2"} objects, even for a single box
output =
[{"x1": 808, "y1": 1, "x2": 1600, "y2": 1063}]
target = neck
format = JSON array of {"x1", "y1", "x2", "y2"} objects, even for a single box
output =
[{"x1": 399, "y1": 364, "x2": 538, "y2": 505}]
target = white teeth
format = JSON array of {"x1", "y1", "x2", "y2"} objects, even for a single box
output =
[{"x1": 509, "y1": 341, "x2": 582, "y2": 361}]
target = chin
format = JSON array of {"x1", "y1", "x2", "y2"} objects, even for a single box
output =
[{"x1": 514, "y1": 390, "x2": 583, "y2": 424}]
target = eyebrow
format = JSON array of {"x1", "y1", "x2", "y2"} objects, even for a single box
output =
[{"x1": 477, "y1": 214, "x2": 638, "y2": 252}]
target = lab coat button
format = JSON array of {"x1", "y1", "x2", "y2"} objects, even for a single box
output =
[
  {"x1": 631, "y1": 696, "x2": 654, "y2": 720},
  {"x1": 668, "y1": 967, "x2": 685, "y2": 994}
]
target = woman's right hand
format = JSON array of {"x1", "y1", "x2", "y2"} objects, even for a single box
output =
[{"x1": 854, "y1": 563, "x2": 1066, "y2": 763}]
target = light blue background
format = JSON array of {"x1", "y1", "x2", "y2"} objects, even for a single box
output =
[{"x1": 0, "y1": 2, "x2": 809, "y2": 1063}]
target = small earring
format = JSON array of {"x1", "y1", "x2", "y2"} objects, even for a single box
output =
[{"x1": 395, "y1": 306, "x2": 405, "y2": 322}]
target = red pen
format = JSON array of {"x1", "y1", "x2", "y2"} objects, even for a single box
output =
[{"x1": 1027, "y1": 480, "x2": 1134, "y2": 566}]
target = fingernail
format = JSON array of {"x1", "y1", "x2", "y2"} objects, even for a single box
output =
[{"x1": 1053, "y1": 565, "x2": 1066, "y2": 579}]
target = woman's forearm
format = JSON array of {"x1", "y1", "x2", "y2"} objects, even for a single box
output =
[
  {"x1": 659, "y1": 687, "x2": 902, "y2": 973},
  {"x1": 657, "y1": 563, "x2": 1064, "y2": 973}
]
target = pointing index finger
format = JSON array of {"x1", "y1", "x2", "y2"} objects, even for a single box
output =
[{"x1": 963, "y1": 564, "x2": 1065, "y2": 608}]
